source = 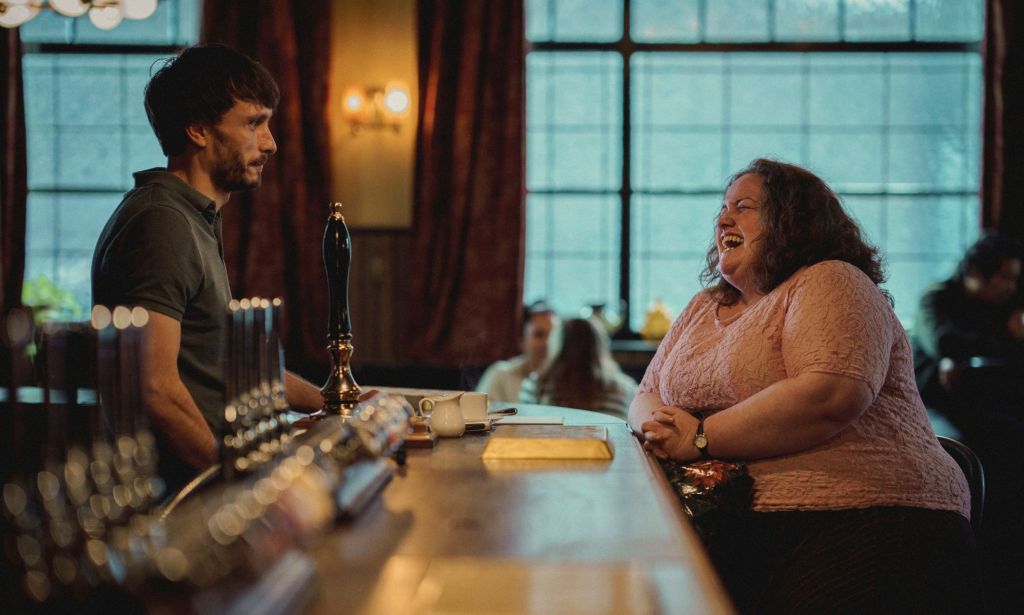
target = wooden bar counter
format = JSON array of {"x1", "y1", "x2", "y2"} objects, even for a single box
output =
[{"x1": 305, "y1": 403, "x2": 734, "y2": 614}]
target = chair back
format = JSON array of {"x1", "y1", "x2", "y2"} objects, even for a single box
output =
[{"x1": 937, "y1": 436, "x2": 985, "y2": 532}]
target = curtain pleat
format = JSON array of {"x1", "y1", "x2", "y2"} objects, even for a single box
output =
[
  {"x1": 983, "y1": 0, "x2": 1024, "y2": 241},
  {"x1": 406, "y1": 0, "x2": 525, "y2": 366},
  {"x1": 1, "y1": 28, "x2": 27, "y2": 313},
  {"x1": 200, "y1": 0, "x2": 333, "y2": 368}
]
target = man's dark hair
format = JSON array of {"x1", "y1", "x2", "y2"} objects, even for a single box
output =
[
  {"x1": 956, "y1": 232, "x2": 1023, "y2": 281},
  {"x1": 144, "y1": 43, "x2": 280, "y2": 156},
  {"x1": 702, "y1": 158, "x2": 887, "y2": 306},
  {"x1": 521, "y1": 300, "x2": 555, "y2": 337}
]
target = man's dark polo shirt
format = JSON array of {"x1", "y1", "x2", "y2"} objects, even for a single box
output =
[{"x1": 92, "y1": 169, "x2": 231, "y2": 472}]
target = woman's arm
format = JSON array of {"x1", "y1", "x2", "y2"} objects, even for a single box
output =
[
  {"x1": 628, "y1": 391, "x2": 685, "y2": 433},
  {"x1": 642, "y1": 371, "x2": 873, "y2": 462}
]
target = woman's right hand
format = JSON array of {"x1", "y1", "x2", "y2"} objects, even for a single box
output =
[{"x1": 641, "y1": 406, "x2": 701, "y2": 461}]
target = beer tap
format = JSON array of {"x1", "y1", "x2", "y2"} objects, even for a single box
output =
[{"x1": 320, "y1": 202, "x2": 361, "y2": 415}]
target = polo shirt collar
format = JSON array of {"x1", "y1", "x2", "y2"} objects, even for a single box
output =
[{"x1": 132, "y1": 168, "x2": 220, "y2": 224}]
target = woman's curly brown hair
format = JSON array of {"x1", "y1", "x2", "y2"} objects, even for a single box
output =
[{"x1": 700, "y1": 158, "x2": 888, "y2": 306}]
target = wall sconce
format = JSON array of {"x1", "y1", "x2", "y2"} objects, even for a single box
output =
[{"x1": 342, "y1": 82, "x2": 410, "y2": 136}]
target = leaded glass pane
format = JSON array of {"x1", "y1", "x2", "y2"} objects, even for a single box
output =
[
  {"x1": 915, "y1": 0, "x2": 984, "y2": 42},
  {"x1": 527, "y1": 52, "x2": 622, "y2": 191},
  {"x1": 808, "y1": 54, "x2": 886, "y2": 127},
  {"x1": 774, "y1": 0, "x2": 841, "y2": 41},
  {"x1": 629, "y1": 193, "x2": 712, "y2": 329},
  {"x1": 706, "y1": 0, "x2": 770, "y2": 42},
  {"x1": 843, "y1": 0, "x2": 911, "y2": 41},
  {"x1": 524, "y1": 195, "x2": 621, "y2": 316},
  {"x1": 809, "y1": 132, "x2": 885, "y2": 191},
  {"x1": 843, "y1": 195, "x2": 884, "y2": 247},
  {"x1": 21, "y1": 1, "x2": 199, "y2": 311},
  {"x1": 631, "y1": 0, "x2": 701, "y2": 43},
  {"x1": 526, "y1": 0, "x2": 623, "y2": 42},
  {"x1": 887, "y1": 196, "x2": 971, "y2": 259},
  {"x1": 523, "y1": 0, "x2": 984, "y2": 331},
  {"x1": 26, "y1": 193, "x2": 57, "y2": 253},
  {"x1": 632, "y1": 53, "x2": 725, "y2": 190},
  {"x1": 730, "y1": 54, "x2": 805, "y2": 127},
  {"x1": 889, "y1": 54, "x2": 979, "y2": 128}
]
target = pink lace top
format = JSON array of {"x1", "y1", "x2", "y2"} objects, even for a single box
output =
[{"x1": 640, "y1": 260, "x2": 970, "y2": 518}]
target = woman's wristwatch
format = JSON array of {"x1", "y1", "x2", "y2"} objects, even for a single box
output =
[{"x1": 693, "y1": 414, "x2": 711, "y2": 459}]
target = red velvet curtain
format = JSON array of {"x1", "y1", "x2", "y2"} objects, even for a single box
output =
[
  {"x1": 200, "y1": 1, "x2": 332, "y2": 369},
  {"x1": 1, "y1": 28, "x2": 26, "y2": 313},
  {"x1": 407, "y1": 0, "x2": 525, "y2": 366},
  {"x1": 983, "y1": 0, "x2": 1024, "y2": 241}
]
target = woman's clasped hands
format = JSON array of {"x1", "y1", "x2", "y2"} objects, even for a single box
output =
[{"x1": 641, "y1": 406, "x2": 702, "y2": 461}]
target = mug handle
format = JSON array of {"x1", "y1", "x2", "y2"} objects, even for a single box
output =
[{"x1": 419, "y1": 398, "x2": 434, "y2": 414}]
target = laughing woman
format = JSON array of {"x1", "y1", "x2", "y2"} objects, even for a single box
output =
[{"x1": 631, "y1": 159, "x2": 980, "y2": 613}]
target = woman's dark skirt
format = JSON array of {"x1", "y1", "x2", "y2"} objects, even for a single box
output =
[{"x1": 706, "y1": 506, "x2": 983, "y2": 614}]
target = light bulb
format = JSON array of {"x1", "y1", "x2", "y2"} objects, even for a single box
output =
[
  {"x1": 342, "y1": 86, "x2": 366, "y2": 115},
  {"x1": 123, "y1": 0, "x2": 158, "y2": 20},
  {"x1": 344, "y1": 94, "x2": 364, "y2": 113},
  {"x1": 49, "y1": 0, "x2": 89, "y2": 18},
  {"x1": 0, "y1": 3, "x2": 39, "y2": 28},
  {"x1": 383, "y1": 84, "x2": 410, "y2": 115},
  {"x1": 88, "y1": 4, "x2": 123, "y2": 30}
]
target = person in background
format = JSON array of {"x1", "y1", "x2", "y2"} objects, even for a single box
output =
[
  {"x1": 520, "y1": 317, "x2": 637, "y2": 418},
  {"x1": 475, "y1": 301, "x2": 558, "y2": 402},
  {"x1": 911, "y1": 231, "x2": 1024, "y2": 612},
  {"x1": 633, "y1": 158, "x2": 977, "y2": 612},
  {"x1": 911, "y1": 231, "x2": 1024, "y2": 433},
  {"x1": 92, "y1": 44, "x2": 323, "y2": 493}
]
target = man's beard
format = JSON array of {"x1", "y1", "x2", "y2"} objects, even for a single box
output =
[{"x1": 210, "y1": 136, "x2": 265, "y2": 193}]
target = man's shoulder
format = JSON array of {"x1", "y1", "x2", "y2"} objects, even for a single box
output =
[
  {"x1": 101, "y1": 188, "x2": 196, "y2": 241},
  {"x1": 487, "y1": 356, "x2": 528, "y2": 376}
]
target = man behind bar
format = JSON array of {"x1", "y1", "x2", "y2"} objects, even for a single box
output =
[{"x1": 92, "y1": 44, "x2": 323, "y2": 491}]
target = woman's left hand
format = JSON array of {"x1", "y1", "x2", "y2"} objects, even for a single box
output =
[{"x1": 641, "y1": 406, "x2": 701, "y2": 461}]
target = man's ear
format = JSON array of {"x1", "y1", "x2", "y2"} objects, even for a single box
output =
[{"x1": 184, "y1": 123, "x2": 209, "y2": 149}]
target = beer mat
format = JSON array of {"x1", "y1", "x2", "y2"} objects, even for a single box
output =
[
  {"x1": 481, "y1": 425, "x2": 613, "y2": 460},
  {"x1": 493, "y1": 415, "x2": 564, "y2": 425}
]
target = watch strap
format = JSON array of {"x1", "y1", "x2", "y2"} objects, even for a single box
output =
[{"x1": 694, "y1": 414, "x2": 711, "y2": 460}]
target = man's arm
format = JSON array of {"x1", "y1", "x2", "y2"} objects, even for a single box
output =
[
  {"x1": 141, "y1": 311, "x2": 218, "y2": 470},
  {"x1": 284, "y1": 371, "x2": 323, "y2": 413}
]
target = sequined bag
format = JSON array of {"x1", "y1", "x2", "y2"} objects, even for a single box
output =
[{"x1": 658, "y1": 459, "x2": 754, "y2": 544}]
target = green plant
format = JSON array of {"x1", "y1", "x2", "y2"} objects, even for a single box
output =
[{"x1": 21, "y1": 274, "x2": 86, "y2": 324}]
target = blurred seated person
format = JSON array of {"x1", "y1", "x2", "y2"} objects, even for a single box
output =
[
  {"x1": 520, "y1": 317, "x2": 637, "y2": 418},
  {"x1": 911, "y1": 232, "x2": 1024, "y2": 612},
  {"x1": 475, "y1": 301, "x2": 558, "y2": 402},
  {"x1": 633, "y1": 159, "x2": 977, "y2": 612},
  {"x1": 911, "y1": 231, "x2": 1024, "y2": 434}
]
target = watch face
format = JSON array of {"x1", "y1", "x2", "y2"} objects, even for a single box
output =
[{"x1": 694, "y1": 435, "x2": 708, "y2": 449}]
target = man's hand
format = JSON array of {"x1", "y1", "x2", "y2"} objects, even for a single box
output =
[
  {"x1": 938, "y1": 356, "x2": 962, "y2": 391},
  {"x1": 1008, "y1": 308, "x2": 1024, "y2": 341}
]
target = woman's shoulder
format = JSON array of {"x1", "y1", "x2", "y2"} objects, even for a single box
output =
[
  {"x1": 790, "y1": 260, "x2": 881, "y2": 293},
  {"x1": 786, "y1": 260, "x2": 893, "y2": 315}
]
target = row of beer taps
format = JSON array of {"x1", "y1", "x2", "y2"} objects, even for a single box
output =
[
  {"x1": 1, "y1": 305, "x2": 163, "y2": 609},
  {"x1": 221, "y1": 297, "x2": 291, "y2": 480}
]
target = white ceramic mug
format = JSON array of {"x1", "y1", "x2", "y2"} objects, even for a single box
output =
[
  {"x1": 419, "y1": 392, "x2": 465, "y2": 437},
  {"x1": 460, "y1": 392, "x2": 489, "y2": 421}
]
